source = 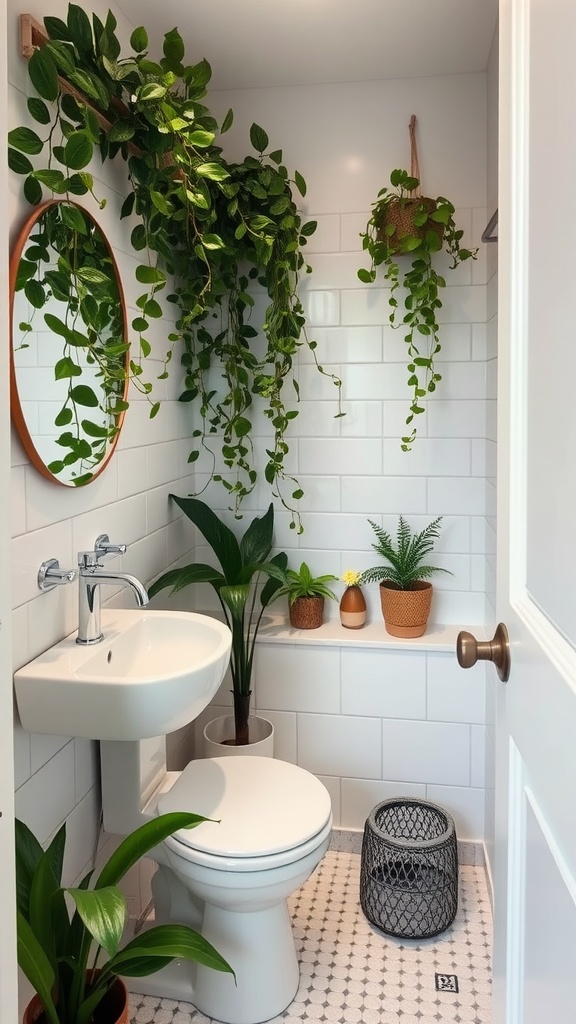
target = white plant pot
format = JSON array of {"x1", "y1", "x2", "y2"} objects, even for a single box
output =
[{"x1": 203, "y1": 714, "x2": 274, "y2": 758}]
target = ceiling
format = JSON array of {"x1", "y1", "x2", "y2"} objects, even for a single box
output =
[{"x1": 113, "y1": 0, "x2": 499, "y2": 91}]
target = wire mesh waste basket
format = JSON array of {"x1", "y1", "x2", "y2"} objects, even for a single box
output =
[{"x1": 360, "y1": 798, "x2": 458, "y2": 939}]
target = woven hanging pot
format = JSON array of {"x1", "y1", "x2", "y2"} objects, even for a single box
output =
[
  {"x1": 379, "y1": 581, "x2": 433, "y2": 638},
  {"x1": 377, "y1": 197, "x2": 444, "y2": 255},
  {"x1": 290, "y1": 595, "x2": 325, "y2": 629}
]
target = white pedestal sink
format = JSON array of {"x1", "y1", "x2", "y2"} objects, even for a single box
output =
[{"x1": 14, "y1": 609, "x2": 231, "y2": 740}]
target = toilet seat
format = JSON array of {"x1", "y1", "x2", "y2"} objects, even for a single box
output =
[{"x1": 157, "y1": 755, "x2": 332, "y2": 864}]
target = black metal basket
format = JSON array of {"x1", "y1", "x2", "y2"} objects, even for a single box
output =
[{"x1": 360, "y1": 798, "x2": 458, "y2": 939}]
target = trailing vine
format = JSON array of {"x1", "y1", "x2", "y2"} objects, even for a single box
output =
[
  {"x1": 8, "y1": 5, "x2": 341, "y2": 529},
  {"x1": 358, "y1": 168, "x2": 477, "y2": 449}
]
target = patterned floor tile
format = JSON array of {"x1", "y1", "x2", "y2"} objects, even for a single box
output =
[{"x1": 129, "y1": 850, "x2": 492, "y2": 1024}]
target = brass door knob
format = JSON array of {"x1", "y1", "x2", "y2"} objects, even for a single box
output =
[{"x1": 456, "y1": 622, "x2": 511, "y2": 682}]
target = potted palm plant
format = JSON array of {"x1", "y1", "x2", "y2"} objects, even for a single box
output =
[
  {"x1": 148, "y1": 497, "x2": 287, "y2": 748},
  {"x1": 360, "y1": 516, "x2": 451, "y2": 637},
  {"x1": 17, "y1": 813, "x2": 233, "y2": 1024},
  {"x1": 358, "y1": 167, "x2": 477, "y2": 449},
  {"x1": 275, "y1": 562, "x2": 338, "y2": 629}
]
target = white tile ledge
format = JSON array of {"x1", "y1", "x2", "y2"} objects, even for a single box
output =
[{"x1": 256, "y1": 612, "x2": 487, "y2": 653}]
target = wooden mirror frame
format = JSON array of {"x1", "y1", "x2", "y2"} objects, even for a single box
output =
[{"x1": 10, "y1": 200, "x2": 129, "y2": 487}]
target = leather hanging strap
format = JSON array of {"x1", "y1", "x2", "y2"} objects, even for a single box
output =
[{"x1": 409, "y1": 115, "x2": 422, "y2": 196}]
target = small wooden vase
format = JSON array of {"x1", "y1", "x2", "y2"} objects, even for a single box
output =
[
  {"x1": 290, "y1": 596, "x2": 325, "y2": 629},
  {"x1": 339, "y1": 585, "x2": 367, "y2": 629}
]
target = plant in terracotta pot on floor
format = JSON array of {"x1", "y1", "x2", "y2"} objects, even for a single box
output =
[
  {"x1": 17, "y1": 814, "x2": 233, "y2": 1024},
  {"x1": 360, "y1": 516, "x2": 451, "y2": 637},
  {"x1": 148, "y1": 497, "x2": 287, "y2": 749},
  {"x1": 276, "y1": 562, "x2": 338, "y2": 629}
]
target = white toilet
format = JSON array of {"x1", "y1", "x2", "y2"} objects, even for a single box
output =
[{"x1": 100, "y1": 740, "x2": 332, "y2": 1024}]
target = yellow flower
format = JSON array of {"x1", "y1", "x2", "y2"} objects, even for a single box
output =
[{"x1": 342, "y1": 569, "x2": 361, "y2": 587}]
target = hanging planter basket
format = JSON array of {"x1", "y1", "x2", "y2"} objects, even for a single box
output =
[{"x1": 377, "y1": 196, "x2": 444, "y2": 254}]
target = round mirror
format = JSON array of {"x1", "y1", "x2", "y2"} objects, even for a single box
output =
[{"x1": 10, "y1": 200, "x2": 129, "y2": 486}]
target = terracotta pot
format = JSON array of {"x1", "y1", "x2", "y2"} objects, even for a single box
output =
[
  {"x1": 377, "y1": 197, "x2": 444, "y2": 255},
  {"x1": 203, "y1": 714, "x2": 274, "y2": 757},
  {"x1": 379, "y1": 581, "x2": 433, "y2": 638},
  {"x1": 339, "y1": 585, "x2": 367, "y2": 629},
  {"x1": 23, "y1": 977, "x2": 128, "y2": 1024},
  {"x1": 289, "y1": 596, "x2": 325, "y2": 629}
]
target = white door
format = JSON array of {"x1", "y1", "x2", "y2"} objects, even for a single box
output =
[{"x1": 491, "y1": 0, "x2": 576, "y2": 1020}]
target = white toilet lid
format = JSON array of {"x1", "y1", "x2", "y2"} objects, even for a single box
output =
[{"x1": 157, "y1": 756, "x2": 332, "y2": 857}]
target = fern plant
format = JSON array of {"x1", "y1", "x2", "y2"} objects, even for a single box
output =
[{"x1": 360, "y1": 516, "x2": 452, "y2": 590}]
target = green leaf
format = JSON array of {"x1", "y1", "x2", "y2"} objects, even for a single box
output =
[
  {"x1": 55, "y1": 357, "x2": 82, "y2": 380},
  {"x1": 294, "y1": 170, "x2": 307, "y2": 197},
  {"x1": 96, "y1": 813, "x2": 213, "y2": 889},
  {"x1": 70, "y1": 384, "x2": 99, "y2": 407},
  {"x1": 33, "y1": 169, "x2": 67, "y2": 192},
  {"x1": 8, "y1": 127, "x2": 43, "y2": 155},
  {"x1": 24, "y1": 280, "x2": 45, "y2": 309},
  {"x1": 221, "y1": 107, "x2": 234, "y2": 133},
  {"x1": 250, "y1": 123, "x2": 269, "y2": 153},
  {"x1": 163, "y1": 28, "x2": 185, "y2": 65},
  {"x1": 27, "y1": 97, "x2": 51, "y2": 125},
  {"x1": 233, "y1": 416, "x2": 251, "y2": 438},
  {"x1": 16, "y1": 913, "x2": 59, "y2": 1024},
  {"x1": 132, "y1": 317, "x2": 149, "y2": 332},
  {"x1": 8, "y1": 149, "x2": 33, "y2": 174},
  {"x1": 76, "y1": 266, "x2": 109, "y2": 284},
  {"x1": 64, "y1": 132, "x2": 93, "y2": 170},
  {"x1": 357, "y1": 268, "x2": 375, "y2": 284},
  {"x1": 107, "y1": 121, "x2": 135, "y2": 144},
  {"x1": 60, "y1": 203, "x2": 88, "y2": 232},
  {"x1": 150, "y1": 190, "x2": 172, "y2": 215},
  {"x1": 66, "y1": 885, "x2": 126, "y2": 958},
  {"x1": 196, "y1": 162, "x2": 230, "y2": 182},
  {"x1": 45, "y1": 40, "x2": 77, "y2": 77},
  {"x1": 67, "y1": 4, "x2": 94, "y2": 55},
  {"x1": 43, "y1": 16, "x2": 70, "y2": 40},
  {"x1": 130, "y1": 26, "x2": 148, "y2": 52},
  {"x1": 135, "y1": 265, "x2": 166, "y2": 285},
  {"x1": 55, "y1": 406, "x2": 73, "y2": 426},
  {"x1": 201, "y1": 233, "x2": 225, "y2": 250},
  {"x1": 188, "y1": 129, "x2": 215, "y2": 147},
  {"x1": 138, "y1": 82, "x2": 167, "y2": 102},
  {"x1": 300, "y1": 220, "x2": 317, "y2": 237},
  {"x1": 28, "y1": 45, "x2": 58, "y2": 102},
  {"x1": 108, "y1": 923, "x2": 233, "y2": 977},
  {"x1": 24, "y1": 176, "x2": 43, "y2": 205}
]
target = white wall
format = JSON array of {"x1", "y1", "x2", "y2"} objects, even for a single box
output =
[{"x1": 180, "y1": 72, "x2": 491, "y2": 843}]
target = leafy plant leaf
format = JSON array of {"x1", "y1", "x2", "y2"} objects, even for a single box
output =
[{"x1": 28, "y1": 46, "x2": 58, "y2": 102}]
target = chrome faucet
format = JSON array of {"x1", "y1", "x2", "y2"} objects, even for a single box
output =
[{"x1": 77, "y1": 534, "x2": 149, "y2": 645}]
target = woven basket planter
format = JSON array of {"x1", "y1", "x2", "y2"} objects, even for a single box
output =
[
  {"x1": 379, "y1": 581, "x2": 433, "y2": 638},
  {"x1": 290, "y1": 595, "x2": 325, "y2": 629},
  {"x1": 377, "y1": 197, "x2": 444, "y2": 255}
]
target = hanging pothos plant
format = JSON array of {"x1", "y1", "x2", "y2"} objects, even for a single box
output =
[
  {"x1": 358, "y1": 168, "x2": 477, "y2": 450},
  {"x1": 8, "y1": 5, "x2": 341, "y2": 530}
]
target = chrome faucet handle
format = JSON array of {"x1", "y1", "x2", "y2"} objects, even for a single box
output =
[
  {"x1": 94, "y1": 534, "x2": 128, "y2": 560},
  {"x1": 38, "y1": 558, "x2": 77, "y2": 592}
]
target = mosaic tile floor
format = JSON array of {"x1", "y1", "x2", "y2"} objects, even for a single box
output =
[{"x1": 129, "y1": 849, "x2": 492, "y2": 1024}]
